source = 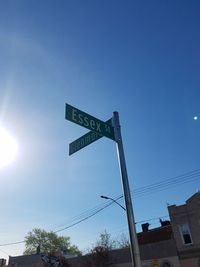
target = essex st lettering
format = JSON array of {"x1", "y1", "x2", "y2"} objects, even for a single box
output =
[{"x1": 72, "y1": 108, "x2": 102, "y2": 133}]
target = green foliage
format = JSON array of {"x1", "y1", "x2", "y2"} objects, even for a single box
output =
[{"x1": 23, "y1": 228, "x2": 81, "y2": 256}]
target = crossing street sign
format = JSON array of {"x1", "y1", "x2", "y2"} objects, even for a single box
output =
[
  {"x1": 69, "y1": 119, "x2": 112, "y2": 155},
  {"x1": 65, "y1": 104, "x2": 115, "y2": 140},
  {"x1": 65, "y1": 103, "x2": 141, "y2": 267}
]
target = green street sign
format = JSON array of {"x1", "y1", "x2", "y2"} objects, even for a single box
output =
[
  {"x1": 69, "y1": 119, "x2": 112, "y2": 155},
  {"x1": 65, "y1": 104, "x2": 115, "y2": 140}
]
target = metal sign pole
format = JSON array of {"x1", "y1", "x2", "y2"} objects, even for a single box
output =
[{"x1": 112, "y1": 112, "x2": 141, "y2": 267}]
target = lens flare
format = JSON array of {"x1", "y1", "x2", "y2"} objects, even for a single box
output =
[{"x1": 0, "y1": 126, "x2": 19, "y2": 168}]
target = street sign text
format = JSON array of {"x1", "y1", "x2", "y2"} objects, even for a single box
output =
[
  {"x1": 69, "y1": 119, "x2": 112, "y2": 155},
  {"x1": 65, "y1": 104, "x2": 115, "y2": 140}
]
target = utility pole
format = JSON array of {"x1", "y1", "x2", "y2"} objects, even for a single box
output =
[
  {"x1": 65, "y1": 103, "x2": 141, "y2": 267},
  {"x1": 112, "y1": 112, "x2": 141, "y2": 267}
]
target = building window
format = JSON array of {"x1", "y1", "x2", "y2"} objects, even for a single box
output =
[
  {"x1": 161, "y1": 261, "x2": 173, "y2": 267},
  {"x1": 179, "y1": 224, "x2": 192, "y2": 245}
]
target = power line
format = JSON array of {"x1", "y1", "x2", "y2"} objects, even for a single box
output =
[
  {"x1": 109, "y1": 169, "x2": 200, "y2": 207},
  {"x1": 0, "y1": 241, "x2": 25, "y2": 247},
  {"x1": 49, "y1": 168, "x2": 200, "y2": 232},
  {"x1": 1, "y1": 168, "x2": 200, "y2": 247},
  {"x1": 132, "y1": 169, "x2": 200, "y2": 196},
  {"x1": 136, "y1": 215, "x2": 169, "y2": 224},
  {"x1": 53, "y1": 169, "x2": 200, "y2": 231},
  {"x1": 55, "y1": 200, "x2": 115, "y2": 233},
  {"x1": 51, "y1": 201, "x2": 109, "y2": 231},
  {"x1": 0, "y1": 247, "x2": 10, "y2": 256}
]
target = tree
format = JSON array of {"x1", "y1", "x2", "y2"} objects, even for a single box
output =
[
  {"x1": 24, "y1": 228, "x2": 81, "y2": 256},
  {"x1": 91, "y1": 246, "x2": 110, "y2": 267},
  {"x1": 86, "y1": 231, "x2": 130, "y2": 267},
  {"x1": 89, "y1": 230, "x2": 116, "y2": 267},
  {"x1": 116, "y1": 233, "x2": 130, "y2": 249},
  {"x1": 95, "y1": 230, "x2": 116, "y2": 250}
]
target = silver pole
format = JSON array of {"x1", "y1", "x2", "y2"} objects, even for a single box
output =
[{"x1": 112, "y1": 111, "x2": 141, "y2": 267}]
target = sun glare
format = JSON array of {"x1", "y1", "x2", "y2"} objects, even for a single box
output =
[{"x1": 0, "y1": 126, "x2": 19, "y2": 168}]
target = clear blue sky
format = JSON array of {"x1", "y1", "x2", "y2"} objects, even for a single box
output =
[{"x1": 0, "y1": 0, "x2": 200, "y2": 260}]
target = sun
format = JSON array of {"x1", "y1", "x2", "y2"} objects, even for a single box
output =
[{"x1": 0, "y1": 126, "x2": 19, "y2": 168}]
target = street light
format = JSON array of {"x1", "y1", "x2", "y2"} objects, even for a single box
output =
[{"x1": 100, "y1": 195, "x2": 126, "y2": 211}]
